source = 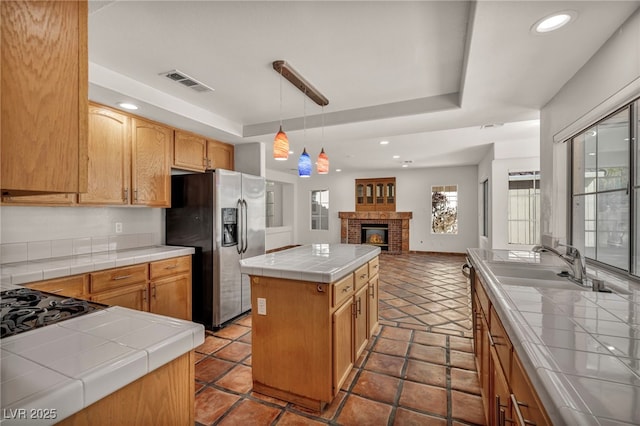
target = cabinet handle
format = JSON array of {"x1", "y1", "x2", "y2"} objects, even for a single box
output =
[
  {"x1": 152, "y1": 284, "x2": 157, "y2": 298},
  {"x1": 510, "y1": 394, "x2": 535, "y2": 425},
  {"x1": 134, "y1": 189, "x2": 138, "y2": 202},
  {"x1": 357, "y1": 297, "x2": 362, "y2": 315},
  {"x1": 359, "y1": 273, "x2": 367, "y2": 280},
  {"x1": 123, "y1": 188, "x2": 129, "y2": 202},
  {"x1": 203, "y1": 158, "x2": 208, "y2": 167},
  {"x1": 487, "y1": 330, "x2": 496, "y2": 347},
  {"x1": 143, "y1": 288, "x2": 147, "y2": 302},
  {"x1": 369, "y1": 284, "x2": 375, "y2": 299},
  {"x1": 342, "y1": 285, "x2": 351, "y2": 293},
  {"x1": 495, "y1": 395, "x2": 513, "y2": 426},
  {"x1": 165, "y1": 264, "x2": 178, "y2": 270},
  {"x1": 113, "y1": 274, "x2": 133, "y2": 281}
]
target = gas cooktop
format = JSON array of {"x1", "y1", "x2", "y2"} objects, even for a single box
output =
[{"x1": 0, "y1": 288, "x2": 104, "y2": 339}]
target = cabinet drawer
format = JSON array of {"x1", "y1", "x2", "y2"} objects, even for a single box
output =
[
  {"x1": 475, "y1": 272, "x2": 490, "y2": 319},
  {"x1": 489, "y1": 305, "x2": 512, "y2": 377},
  {"x1": 368, "y1": 257, "x2": 379, "y2": 277},
  {"x1": 90, "y1": 264, "x2": 148, "y2": 293},
  {"x1": 150, "y1": 255, "x2": 191, "y2": 280},
  {"x1": 354, "y1": 264, "x2": 369, "y2": 290},
  {"x1": 26, "y1": 275, "x2": 87, "y2": 298},
  {"x1": 333, "y1": 274, "x2": 354, "y2": 307}
]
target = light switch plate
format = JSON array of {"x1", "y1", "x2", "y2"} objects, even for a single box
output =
[{"x1": 257, "y1": 298, "x2": 266, "y2": 315}]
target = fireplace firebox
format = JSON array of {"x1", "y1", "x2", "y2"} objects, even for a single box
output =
[{"x1": 361, "y1": 224, "x2": 389, "y2": 251}]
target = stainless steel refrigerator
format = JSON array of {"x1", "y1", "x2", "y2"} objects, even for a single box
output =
[{"x1": 166, "y1": 170, "x2": 265, "y2": 329}]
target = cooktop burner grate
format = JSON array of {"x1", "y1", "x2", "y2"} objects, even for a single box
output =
[{"x1": 1, "y1": 288, "x2": 104, "y2": 338}]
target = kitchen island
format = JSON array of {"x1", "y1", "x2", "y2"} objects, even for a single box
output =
[
  {"x1": 1, "y1": 246, "x2": 204, "y2": 425},
  {"x1": 467, "y1": 248, "x2": 640, "y2": 425},
  {"x1": 239, "y1": 243, "x2": 381, "y2": 411}
]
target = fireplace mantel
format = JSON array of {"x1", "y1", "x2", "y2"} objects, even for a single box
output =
[{"x1": 338, "y1": 211, "x2": 412, "y2": 253}]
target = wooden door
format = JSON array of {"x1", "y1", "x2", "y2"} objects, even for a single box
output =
[
  {"x1": 332, "y1": 299, "x2": 353, "y2": 395},
  {"x1": 354, "y1": 285, "x2": 369, "y2": 360},
  {"x1": 173, "y1": 130, "x2": 207, "y2": 172},
  {"x1": 131, "y1": 117, "x2": 172, "y2": 207},
  {"x1": 491, "y1": 346, "x2": 511, "y2": 426},
  {"x1": 80, "y1": 104, "x2": 130, "y2": 205},
  {"x1": 1, "y1": 0, "x2": 87, "y2": 195},
  {"x1": 150, "y1": 274, "x2": 191, "y2": 320},
  {"x1": 91, "y1": 282, "x2": 148, "y2": 311},
  {"x1": 367, "y1": 275, "x2": 379, "y2": 338},
  {"x1": 206, "y1": 139, "x2": 234, "y2": 170}
]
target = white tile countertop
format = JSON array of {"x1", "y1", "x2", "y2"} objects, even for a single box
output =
[
  {"x1": 467, "y1": 248, "x2": 640, "y2": 425},
  {"x1": 239, "y1": 243, "x2": 381, "y2": 283},
  {"x1": 0, "y1": 245, "x2": 195, "y2": 286},
  {"x1": 1, "y1": 306, "x2": 204, "y2": 425}
]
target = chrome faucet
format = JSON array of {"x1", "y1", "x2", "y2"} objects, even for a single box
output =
[{"x1": 532, "y1": 243, "x2": 587, "y2": 286}]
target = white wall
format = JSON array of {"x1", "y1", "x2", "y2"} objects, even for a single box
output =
[
  {"x1": 540, "y1": 8, "x2": 640, "y2": 243},
  {"x1": 291, "y1": 165, "x2": 479, "y2": 253},
  {"x1": 0, "y1": 206, "x2": 163, "y2": 244}
]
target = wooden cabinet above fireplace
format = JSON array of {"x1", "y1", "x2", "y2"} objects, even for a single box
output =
[{"x1": 355, "y1": 178, "x2": 395, "y2": 211}]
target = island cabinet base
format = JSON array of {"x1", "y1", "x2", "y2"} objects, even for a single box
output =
[
  {"x1": 56, "y1": 351, "x2": 194, "y2": 426},
  {"x1": 250, "y1": 276, "x2": 334, "y2": 411},
  {"x1": 250, "y1": 255, "x2": 379, "y2": 412}
]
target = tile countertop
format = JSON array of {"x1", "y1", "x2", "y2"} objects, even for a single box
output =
[
  {"x1": 240, "y1": 243, "x2": 381, "y2": 283},
  {"x1": 0, "y1": 245, "x2": 196, "y2": 286},
  {"x1": 1, "y1": 245, "x2": 204, "y2": 425},
  {"x1": 467, "y1": 248, "x2": 640, "y2": 425},
  {"x1": 1, "y1": 307, "x2": 205, "y2": 425}
]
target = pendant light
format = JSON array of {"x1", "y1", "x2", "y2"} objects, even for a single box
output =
[
  {"x1": 316, "y1": 106, "x2": 329, "y2": 174},
  {"x1": 298, "y1": 90, "x2": 312, "y2": 178},
  {"x1": 273, "y1": 66, "x2": 289, "y2": 160}
]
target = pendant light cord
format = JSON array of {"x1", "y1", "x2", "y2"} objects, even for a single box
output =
[{"x1": 279, "y1": 68, "x2": 283, "y2": 127}]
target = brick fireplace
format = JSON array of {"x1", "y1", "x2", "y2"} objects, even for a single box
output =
[{"x1": 338, "y1": 211, "x2": 412, "y2": 254}]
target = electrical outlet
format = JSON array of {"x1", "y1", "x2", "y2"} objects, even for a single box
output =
[
  {"x1": 257, "y1": 298, "x2": 267, "y2": 315},
  {"x1": 115, "y1": 222, "x2": 123, "y2": 234}
]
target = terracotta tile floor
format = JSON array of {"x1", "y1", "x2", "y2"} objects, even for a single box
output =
[{"x1": 194, "y1": 253, "x2": 485, "y2": 425}]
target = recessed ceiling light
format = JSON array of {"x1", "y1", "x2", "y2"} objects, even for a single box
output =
[
  {"x1": 288, "y1": 150, "x2": 294, "y2": 154},
  {"x1": 118, "y1": 102, "x2": 139, "y2": 110},
  {"x1": 588, "y1": 152, "x2": 596, "y2": 156},
  {"x1": 587, "y1": 130, "x2": 597, "y2": 137},
  {"x1": 393, "y1": 155, "x2": 400, "y2": 159},
  {"x1": 336, "y1": 169, "x2": 342, "y2": 172},
  {"x1": 379, "y1": 140, "x2": 389, "y2": 145},
  {"x1": 532, "y1": 11, "x2": 576, "y2": 34},
  {"x1": 402, "y1": 164, "x2": 409, "y2": 168}
]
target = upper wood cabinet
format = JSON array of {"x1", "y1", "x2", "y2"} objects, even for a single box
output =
[
  {"x1": 206, "y1": 139, "x2": 234, "y2": 171},
  {"x1": 355, "y1": 178, "x2": 396, "y2": 211},
  {"x1": 1, "y1": 0, "x2": 88, "y2": 196},
  {"x1": 173, "y1": 130, "x2": 207, "y2": 172},
  {"x1": 172, "y1": 132, "x2": 234, "y2": 172},
  {"x1": 131, "y1": 117, "x2": 172, "y2": 207},
  {"x1": 79, "y1": 104, "x2": 130, "y2": 205},
  {"x1": 1, "y1": 193, "x2": 77, "y2": 206}
]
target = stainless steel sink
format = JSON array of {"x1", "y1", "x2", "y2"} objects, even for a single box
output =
[{"x1": 486, "y1": 262, "x2": 588, "y2": 290}]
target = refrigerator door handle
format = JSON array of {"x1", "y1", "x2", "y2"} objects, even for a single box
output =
[
  {"x1": 242, "y1": 199, "x2": 248, "y2": 253},
  {"x1": 236, "y1": 198, "x2": 243, "y2": 254}
]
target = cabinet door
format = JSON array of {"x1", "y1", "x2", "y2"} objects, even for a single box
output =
[
  {"x1": 332, "y1": 299, "x2": 353, "y2": 395},
  {"x1": 511, "y1": 353, "x2": 551, "y2": 426},
  {"x1": 131, "y1": 117, "x2": 172, "y2": 207},
  {"x1": 479, "y1": 316, "x2": 491, "y2": 424},
  {"x1": 150, "y1": 274, "x2": 191, "y2": 320},
  {"x1": 1, "y1": 193, "x2": 76, "y2": 206},
  {"x1": 206, "y1": 139, "x2": 234, "y2": 171},
  {"x1": 91, "y1": 282, "x2": 148, "y2": 311},
  {"x1": 173, "y1": 130, "x2": 207, "y2": 172},
  {"x1": 1, "y1": 0, "x2": 88, "y2": 195},
  {"x1": 354, "y1": 285, "x2": 369, "y2": 360},
  {"x1": 491, "y1": 346, "x2": 511, "y2": 426},
  {"x1": 367, "y1": 275, "x2": 379, "y2": 338},
  {"x1": 80, "y1": 104, "x2": 130, "y2": 205}
]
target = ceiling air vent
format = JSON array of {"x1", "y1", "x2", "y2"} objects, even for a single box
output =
[{"x1": 161, "y1": 69, "x2": 214, "y2": 93}]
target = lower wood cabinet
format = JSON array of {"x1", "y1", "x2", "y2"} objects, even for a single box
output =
[
  {"x1": 472, "y1": 270, "x2": 551, "y2": 426},
  {"x1": 251, "y1": 255, "x2": 380, "y2": 411},
  {"x1": 24, "y1": 256, "x2": 191, "y2": 321}
]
